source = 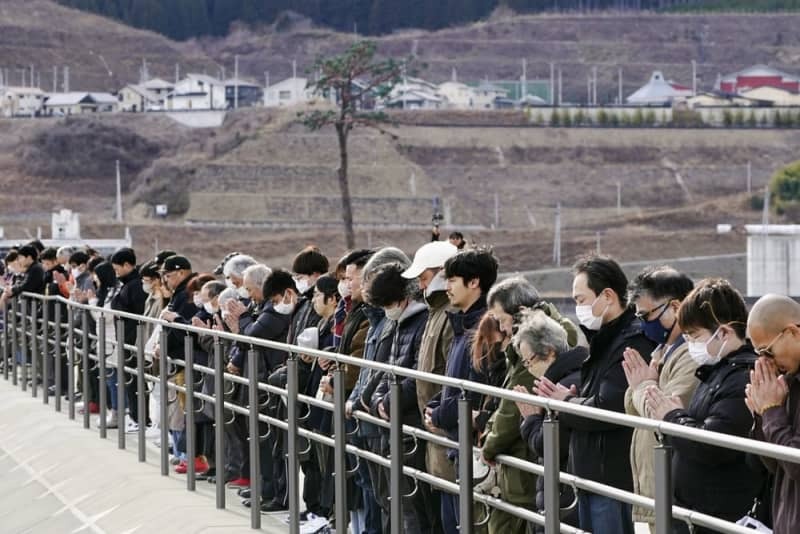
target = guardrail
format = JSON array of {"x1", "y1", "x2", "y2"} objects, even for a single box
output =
[{"x1": 2, "y1": 292, "x2": 792, "y2": 534}]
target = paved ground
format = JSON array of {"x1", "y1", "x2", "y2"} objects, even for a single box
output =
[{"x1": 0, "y1": 377, "x2": 288, "y2": 534}]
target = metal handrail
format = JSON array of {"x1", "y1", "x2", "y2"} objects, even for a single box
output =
[{"x1": 2, "y1": 293, "x2": 784, "y2": 534}]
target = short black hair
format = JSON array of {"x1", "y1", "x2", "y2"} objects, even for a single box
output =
[
  {"x1": 678, "y1": 278, "x2": 748, "y2": 338},
  {"x1": 69, "y1": 251, "x2": 90, "y2": 267},
  {"x1": 4, "y1": 250, "x2": 18, "y2": 264},
  {"x1": 111, "y1": 247, "x2": 136, "y2": 266},
  {"x1": 17, "y1": 245, "x2": 38, "y2": 261},
  {"x1": 87, "y1": 256, "x2": 104, "y2": 273},
  {"x1": 628, "y1": 266, "x2": 694, "y2": 304},
  {"x1": 315, "y1": 274, "x2": 339, "y2": 301},
  {"x1": 444, "y1": 247, "x2": 498, "y2": 294},
  {"x1": 342, "y1": 248, "x2": 374, "y2": 269},
  {"x1": 83, "y1": 246, "x2": 99, "y2": 258},
  {"x1": 203, "y1": 280, "x2": 227, "y2": 299},
  {"x1": 366, "y1": 263, "x2": 410, "y2": 308},
  {"x1": 40, "y1": 247, "x2": 58, "y2": 262},
  {"x1": 573, "y1": 254, "x2": 629, "y2": 307},
  {"x1": 26, "y1": 240, "x2": 45, "y2": 253},
  {"x1": 263, "y1": 269, "x2": 297, "y2": 299},
  {"x1": 292, "y1": 246, "x2": 329, "y2": 276}
]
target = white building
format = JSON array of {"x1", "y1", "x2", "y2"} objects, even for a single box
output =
[
  {"x1": 264, "y1": 77, "x2": 313, "y2": 107},
  {"x1": 472, "y1": 81, "x2": 509, "y2": 109},
  {"x1": 740, "y1": 86, "x2": 800, "y2": 107},
  {"x1": 627, "y1": 71, "x2": 693, "y2": 106},
  {"x1": 42, "y1": 92, "x2": 118, "y2": 116},
  {"x1": 167, "y1": 74, "x2": 226, "y2": 110},
  {"x1": 437, "y1": 81, "x2": 477, "y2": 109},
  {"x1": 118, "y1": 84, "x2": 162, "y2": 112},
  {"x1": 386, "y1": 90, "x2": 444, "y2": 110},
  {"x1": 142, "y1": 78, "x2": 175, "y2": 99},
  {"x1": 0, "y1": 86, "x2": 45, "y2": 117}
]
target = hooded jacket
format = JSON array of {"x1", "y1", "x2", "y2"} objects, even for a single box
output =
[
  {"x1": 348, "y1": 306, "x2": 387, "y2": 439},
  {"x1": 111, "y1": 267, "x2": 147, "y2": 360},
  {"x1": 559, "y1": 307, "x2": 656, "y2": 491},
  {"x1": 664, "y1": 345, "x2": 764, "y2": 522},
  {"x1": 165, "y1": 273, "x2": 198, "y2": 360}
]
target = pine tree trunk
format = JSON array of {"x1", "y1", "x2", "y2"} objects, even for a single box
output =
[{"x1": 336, "y1": 124, "x2": 356, "y2": 249}]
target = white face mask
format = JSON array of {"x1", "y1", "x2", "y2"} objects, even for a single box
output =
[
  {"x1": 274, "y1": 300, "x2": 295, "y2": 316},
  {"x1": 575, "y1": 294, "x2": 608, "y2": 331},
  {"x1": 687, "y1": 328, "x2": 726, "y2": 367},
  {"x1": 425, "y1": 271, "x2": 448, "y2": 297},
  {"x1": 384, "y1": 303, "x2": 404, "y2": 322},
  {"x1": 71, "y1": 268, "x2": 81, "y2": 280},
  {"x1": 193, "y1": 294, "x2": 203, "y2": 307},
  {"x1": 294, "y1": 277, "x2": 310, "y2": 295},
  {"x1": 337, "y1": 280, "x2": 351, "y2": 299},
  {"x1": 237, "y1": 286, "x2": 249, "y2": 299},
  {"x1": 203, "y1": 301, "x2": 217, "y2": 315},
  {"x1": 142, "y1": 282, "x2": 152, "y2": 294}
]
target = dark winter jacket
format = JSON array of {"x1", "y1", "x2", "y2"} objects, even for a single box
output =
[
  {"x1": 231, "y1": 300, "x2": 290, "y2": 376},
  {"x1": 664, "y1": 345, "x2": 764, "y2": 522},
  {"x1": 559, "y1": 307, "x2": 656, "y2": 491},
  {"x1": 111, "y1": 267, "x2": 147, "y2": 361},
  {"x1": 370, "y1": 301, "x2": 429, "y2": 428},
  {"x1": 339, "y1": 300, "x2": 370, "y2": 392},
  {"x1": 348, "y1": 306, "x2": 388, "y2": 439},
  {"x1": 427, "y1": 295, "x2": 488, "y2": 456},
  {"x1": 165, "y1": 273, "x2": 198, "y2": 360},
  {"x1": 9, "y1": 261, "x2": 45, "y2": 298}
]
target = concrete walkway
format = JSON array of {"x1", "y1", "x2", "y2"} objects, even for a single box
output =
[{"x1": 0, "y1": 377, "x2": 287, "y2": 533}]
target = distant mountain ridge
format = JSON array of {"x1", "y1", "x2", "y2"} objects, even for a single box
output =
[{"x1": 56, "y1": 0, "x2": 800, "y2": 40}]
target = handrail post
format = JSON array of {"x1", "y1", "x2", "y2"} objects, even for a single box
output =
[
  {"x1": 389, "y1": 374, "x2": 403, "y2": 534},
  {"x1": 1, "y1": 298, "x2": 8, "y2": 382},
  {"x1": 82, "y1": 309, "x2": 91, "y2": 429},
  {"x1": 41, "y1": 300, "x2": 49, "y2": 404},
  {"x1": 333, "y1": 367, "x2": 348, "y2": 532},
  {"x1": 136, "y1": 323, "x2": 146, "y2": 461},
  {"x1": 20, "y1": 298, "x2": 27, "y2": 391},
  {"x1": 11, "y1": 298, "x2": 18, "y2": 387},
  {"x1": 53, "y1": 303, "x2": 62, "y2": 411},
  {"x1": 185, "y1": 335, "x2": 196, "y2": 491},
  {"x1": 30, "y1": 301, "x2": 38, "y2": 398},
  {"x1": 116, "y1": 318, "x2": 126, "y2": 449},
  {"x1": 654, "y1": 444, "x2": 673, "y2": 534},
  {"x1": 248, "y1": 348, "x2": 262, "y2": 529},
  {"x1": 458, "y1": 394, "x2": 474, "y2": 534},
  {"x1": 98, "y1": 315, "x2": 107, "y2": 439},
  {"x1": 543, "y1": 413, "x2": 561, "y2": 534},
  {"x1": 159, "y1": 326, "x2": 170, "y2": 476},
  {"x1": 67, "y1": 305, "x2": 76, "y2": 419},
  {"x1": 213, "y1": 339, "x2": 226, "y2": 509},
  {"x1": 286, "y1": 355, "x2": 300, "y2": 534}
]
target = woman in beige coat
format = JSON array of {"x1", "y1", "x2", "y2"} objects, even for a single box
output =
[{"x1": 622, "y1": 266, "x2": 700, "y2": 529}]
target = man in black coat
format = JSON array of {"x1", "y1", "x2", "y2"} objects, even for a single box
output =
[
  {"x1": 159, "y1": 255, "x2": 198, "y2": 361},
  {"x1": 535, "y1": 255, "x2": 656, "y2": 534},
  {"x1": 110, "y1": 247, "x2": 148, "y2": 425},
  {"x1": 0, "y1": 245, "x2": 45, "y2": 375}
]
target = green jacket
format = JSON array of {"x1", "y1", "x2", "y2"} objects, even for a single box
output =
[
  {"x1": 481, "y1": 345, "x2": 537, "y2": 505},
  {"x1": 416, "y1": 290, "x2": 456, "y2": 481}
]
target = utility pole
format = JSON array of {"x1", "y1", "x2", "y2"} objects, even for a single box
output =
[
  {"x1": 762, "y1": 185, "x2": 770, "y2": 234},
  {"x1": 596, "y1": 232, "x2": 601, "y2": 254},
  {"x1": 234, "y1": 54, "x2": 239, "y2": 110},
  {"x1": 747, "y1": 161, "x2": 752, "y2": 194},
  {"x1": 553, "y1": 203, "x2": 562, "y2": 267},
  {"x1": 691, "y1": 59, "x2": 697, "y2": 96},
  {"x1": 63, "y1": 66, "x2": 69, "y2": 92},
  {"x1": 494, "y1": 193, "x2": 500, "y2": 230},
  {"x1": 592, "y1": 66, "x2": 598, "y2": 106},
  {"x1": 618, "y1": 67, "x2": 623, "y2": 105},
  {"x1": 587, "y1": 75, "x2": 591, "y2": 105},
  {"x1": 617, "y1": 181, "x2": 622, "y2": 215},
  {"x1": 521, "y1": 58, "x2": 527, "y2": 100},
  {"x1": 549, "y1": 62, "x2": 555, "y2": 106},
  {"x1": 175, "y1": 63, "x2": 180, "y2": 84},
  {"x1": 557, "y1": 68, "x2": 563, "y2": 106},
  {"x1": 292, "y1": 59, "x2": 297, "y2": 79},
  {"x1": 52, "y1": 66, "x2": 57, "y2": 93},
  {"x1": 115, "y1": 160, "x2": 123, "y2": 223}
]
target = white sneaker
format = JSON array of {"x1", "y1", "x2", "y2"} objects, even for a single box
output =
[
  {"x1": 124, "y1": 415, "x2": 139, "y2": 434},
  {"x1": 145, "y1": 424, "x2": 161, "y2": 439},
  {"x1": 99, "y1": 410, "x2": 118, "y2": 429}
]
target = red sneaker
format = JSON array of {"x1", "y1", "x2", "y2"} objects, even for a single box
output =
[
  {"x1": 88, "y1": 402, "x2": 100, "y2": 414},
  {"x1": 176, "y1": 456, "x2": 210, "y2": 475},
  {"x1": 226, "y1": 477, "x2": 250, "y2": 489}
]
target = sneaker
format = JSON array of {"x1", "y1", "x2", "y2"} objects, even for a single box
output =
[
  {"x1": 261, "y1": 499, "x2": 288, "y2": 514},
  {"x1": 170, "y1": 457, "x2": 182, "y2": 466},
  {"x1": 78, "y1": 402, "x2": 100, "y2": 415},
  {"x1": 227, "y1": 477, "x2": 251, "y2": 490},
  {"x1": 175, "y1": 456, "x2": 210, "y2": 475},
  {"x1": 99, "y1": 410, "x2": 118, "y2": 429},
  {"x1": 238, "y1": 488, "x2": 251, "y2": 499},
  {"x1": 145, "y1": 425, "x2": 161, "y2": 439},
  {"x1": 124, "y1": 416, "x2": 139, "y2": 434}
]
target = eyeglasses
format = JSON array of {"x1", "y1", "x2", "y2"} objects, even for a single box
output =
[
  {"x1": 634, "y1": 301, "x2": 668, "y2": 321},
  {"x1": 755, "y1": 326, "x2": 795, "y2": 358}
]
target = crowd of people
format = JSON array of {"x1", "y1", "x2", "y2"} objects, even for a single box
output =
[{"x1": 1, "y1": 236, "x2": 798, "y2": 534}]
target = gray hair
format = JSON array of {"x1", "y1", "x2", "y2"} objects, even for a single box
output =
[
  {"x1": 362, "y1": 247, "x2": 411, "y2": 284},
  {"x1": 487, "y1": 276, "x2": 540, "y2": 315},
  {"x1": 223, "y1": 254, "x2": 257, "y2": 278},
  {"x1": 202, "y1": 280, "x2": 227, "y2": 299},
  {"x1": 242, "y1": 264, "x2": 271, "y2": 288},
  {"x1": 513, "y1": 309, "x2": 568, "y2": 357},
  {"x1": 218, "y1": 287, "x2": 238, "y2": 308},
  {"x1": 56, "y1": 246, "x2": 78, "y2": 259}
]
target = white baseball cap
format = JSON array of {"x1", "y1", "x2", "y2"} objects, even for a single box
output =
[{"x1": 402, "y1": 241, "x2": 459, "y2": 279}]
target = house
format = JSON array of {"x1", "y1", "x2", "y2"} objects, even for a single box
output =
[
  {"x1": 0, "y1": 86, "x2": 45, "y2": 117},
  {"x1": 118, "y1": 84, "x2": 161, "y2": 112},
  {"x1": 739, "y1": 85, "x2": 800, "y2": 107},
  {"x1": 627, "y1": 71, "x2": 693, "y2": 106},
  {"x1": 719, "y1": 65, "x2": 800, "y2": 94},
  {"x1": 166, "y1": 74, "x2": 226, "y2": 110},
  {"x1": 224, "y1": 78, "x2": 263, "y2": 108},
  {"x1": 437, "y1": 81, "x2": 477, "y2": 109},
  {"x1": 472, "y1": 80, "x2": 510, "y2": 109},
  {"x1": 263, "y1": 77, "x2": 313, "y2": 107},
  {"x1": 142, "y1": 78, "x2": 175, "y2": 100},
  {"x1": 385, "y1": 90, "x2": 444, "y2": 110},
  {"x1": 683, "y1": 91, "x2": 758, "y2": 108},
  {"x1": 42, "y1": 92, "x2": 118, "y2": 116}
]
